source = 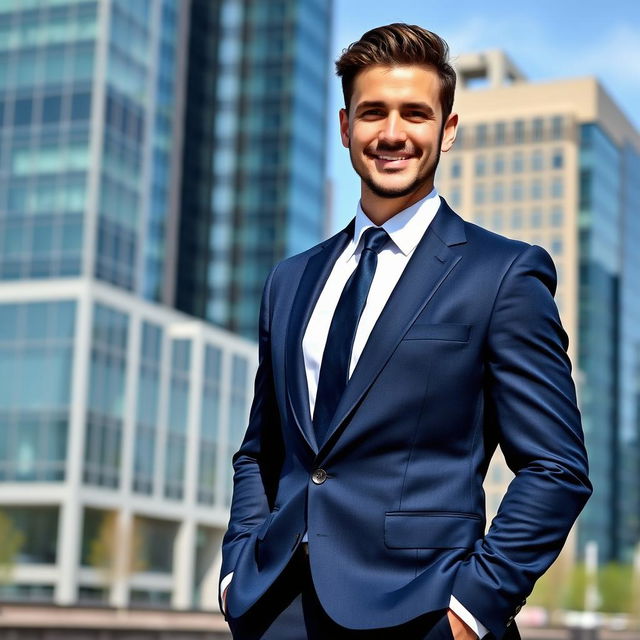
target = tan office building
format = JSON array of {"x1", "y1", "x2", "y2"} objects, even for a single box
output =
[{"x1": 437, "y1": 51, "x2": 640, "y2": 564}]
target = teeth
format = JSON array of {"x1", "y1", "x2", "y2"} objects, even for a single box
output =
[{"x1": 377, "y1": 155, "x2": 408, "y2": 161}]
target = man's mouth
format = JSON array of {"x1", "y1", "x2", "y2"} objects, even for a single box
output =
[
  {"x1": 367, "y1": 151, "x2": 415, "y2": 161},
  {"x1": 366, "y1": 151, "x2": 416, "y2": 168}
]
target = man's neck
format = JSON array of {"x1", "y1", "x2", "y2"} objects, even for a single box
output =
[{"x1": 360, "y1": 183, "x2": 434, "y2": 225}]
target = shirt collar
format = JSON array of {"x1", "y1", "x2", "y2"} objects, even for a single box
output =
[{"x1": 347, "y1": 188, "x2": 441, "y2": 260}]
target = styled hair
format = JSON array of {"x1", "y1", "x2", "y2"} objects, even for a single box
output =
[{"x1": 335, "y1": 23, "x2": 456, "y2": 121}]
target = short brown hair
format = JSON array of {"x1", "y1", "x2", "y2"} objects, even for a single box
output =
[{"x1": 335, "y1": 23, "x2": 456, "y2": 121}]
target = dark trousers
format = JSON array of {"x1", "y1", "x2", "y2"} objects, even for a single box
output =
[{"x1": 227, "y1": 548, "x2": 456, "y2": 640}]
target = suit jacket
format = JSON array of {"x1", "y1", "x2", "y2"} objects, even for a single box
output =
[{"x1": 220, "y1": 199, "x2": 592, "y2": 639}]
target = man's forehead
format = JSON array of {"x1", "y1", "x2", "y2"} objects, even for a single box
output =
[{"x1": 350, "y1": 65, "x2": 441, "y2": 108}]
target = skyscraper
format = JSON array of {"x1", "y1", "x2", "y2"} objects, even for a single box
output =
[
  {"x1": 175, "y1": 0, "x2": 332, "y2": 338},
  {"x1": 437, "y1": 51, "x2": 640, "y2": 564},
  {"x1": 0, "y1": 0, "x2": 331, "y2": 614}
]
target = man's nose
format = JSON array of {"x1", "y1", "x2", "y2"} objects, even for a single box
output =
[{"x1": 378, "y1": 113, "x2": 407, "y2": 144}]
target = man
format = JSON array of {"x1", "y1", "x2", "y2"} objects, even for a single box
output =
[{"x1": 220, "y1": 23, "x2": 592, "y2": 640}]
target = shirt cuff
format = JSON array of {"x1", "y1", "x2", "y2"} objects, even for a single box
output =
[
  {"x1": 449, "y1": 595, "x2": 489, "y2": 638},
  {"x1": 220, "y1": 572, "x2": 233, "y2": 598}
]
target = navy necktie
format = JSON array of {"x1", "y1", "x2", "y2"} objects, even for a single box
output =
[{"x1": 313, "y1": 226, "x2": 389, "y2": 446}]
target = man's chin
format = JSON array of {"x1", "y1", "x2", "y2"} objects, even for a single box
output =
[{"x1": 364, "y1": 178, "x2": 423, "y2": 200}]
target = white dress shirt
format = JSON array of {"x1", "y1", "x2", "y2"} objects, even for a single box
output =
[{"x1": 223, "y1": 189, "x2": 488, "y2": 638}]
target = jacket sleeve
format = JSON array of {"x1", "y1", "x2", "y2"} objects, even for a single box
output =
[
  {"x1": 451, "y1": 244, "x2": 592, "y2": 639},
  {"x1": 219, "y1": 263, "x2": 284, "y2": 608}
]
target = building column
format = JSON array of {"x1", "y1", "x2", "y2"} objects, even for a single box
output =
[
  {"x1": 198, "y1": 528, "x2": 225, "y2": 611},
  {"x1": 56, "y1": 498, "x2": 82, "y2": 604},
  {"x1": 110, "y1": 508, "x2": 133, "y2": 608},
  {"x1": 172, "y1": 518, "x2": 196, "y2": 609}
]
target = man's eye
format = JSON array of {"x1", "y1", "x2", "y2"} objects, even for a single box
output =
[
  {"x1": 361, "y1": 109, "x2": 383, "y2": 117},
  {"x1": 406, "y1": 111, "x2": 427, "y2": 119}
]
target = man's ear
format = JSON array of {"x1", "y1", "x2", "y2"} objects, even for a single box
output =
[
  {"x1": 339, "y1": 108, "x2": 350, "y2": 148},
  {"x1": 441, "y1": 112, "x2": 458, "y2": 153}
]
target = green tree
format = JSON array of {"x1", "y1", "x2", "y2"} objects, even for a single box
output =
[
  {"x1": 0, "y1": 509, "x2": 25, "y2": 584},
  {"x1": 598, "y1": 563, "x2": 633, "y2": 614},
  {"x1": 562, "y1": 562, "x2": 588, "y2": 611}
]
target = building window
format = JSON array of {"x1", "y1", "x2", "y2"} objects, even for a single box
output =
[
  {"x1": 551, "y1": 116, "x2": 564, "y2": 140},
  {"x1": 531, "y1": 149, "x2": 544, "y2": 171},
  {"x1": 493, "y1": 153, "x2": 505, "y2": 175},
  {"x1": 0, "y1": 301, "x2": 75, "y2": 483},
  {"x1": 530, "y1": 208, "x2": 543, "y2": 228},
  {"x1": 551, "y1": 206, "x2": 564, "y2": 227},
  {"x1": 551, "y1": 178, "x2": 564, "y2": 198},
  {"x1": 551, "y1": 148, "x2": 564, "y2": 169},
  {"x1": 511, "y1": 208, "x2": 523, "y2": 229},
  {"x1": 494, "y1": 121, "x2": 506, "y2": 145},
  {"x1": 449, "y1": 186, "x2": 461, "y2": 208},
  {"x1": 511, "y1": 181, "x2": 523, "y2": 201},
  {"x1": 198, "y1": 345, "x2": 223, "y2": 505},
  {"x1": 492, "y1": 210, "x2": 503, "y2": 231},
  {"x1": 451, "y1": 158, "x2": 462, "y2": 179},
  {"x1": 512, "y1": 151, "x2": 524, "y2": 173},
  {"x1": 532, "y1": 117, "x2": 544, "y2": 141},
  {"x1": 85, "y1": 304, "x2": 128, "y2": 489},
  {"x1": 164, "y1": 339, "x2": 192, "y2": 500},
  {"x1": 551, "y1": 237, "x2": 564, "y2": 255},
  {"x1": 134, "y1": 516, "x2": 178, "y2": 573},
  {"x1": 514, "y1": 119, "x2": 525, "y2": 144},
  {"x1": 475, "y1": 124, "x2": 487, "y2": 147},
  {"x1": 492, "y1": 182, "x2": 505, "y2": 203},
  {"x1": 474, "y1": 184, "x2": 486, "y2": 205},
  {"x1": 133, "y1": 322, "x2": 163, "y2": 495},
  {"x1": 474, "y1": 154, "x2": 487, "y2": 177},
  {"x1": 0, "y1": 507, "x2": 58, "y2": 564},
  {"x1": 531, "y1": 179, "x2": 543, "y2": 200}
]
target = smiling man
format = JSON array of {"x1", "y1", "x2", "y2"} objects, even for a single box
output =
[{"x1": 220, "y1": 24, "x2": 591, "y2": 640}]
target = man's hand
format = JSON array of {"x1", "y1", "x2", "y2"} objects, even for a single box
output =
[{"x1": 447, "y1": 608, "x2": 478, "y2": 640}]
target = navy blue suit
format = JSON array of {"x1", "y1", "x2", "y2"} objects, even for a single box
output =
[{"x1": 221, "y1": 200, "x2": 592, "y2": 639}]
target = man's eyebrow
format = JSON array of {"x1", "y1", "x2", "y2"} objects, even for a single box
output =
[{"x1": 355, "y1": 101, "x2": 435, "y2": 115}]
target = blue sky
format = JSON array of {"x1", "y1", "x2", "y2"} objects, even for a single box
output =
[{"x1": 327, "y1": 0, "x2": 640, "y2": 231}]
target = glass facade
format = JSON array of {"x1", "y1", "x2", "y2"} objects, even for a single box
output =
[
  {"x1": 198, "y1": 344, "x2": 222, "y2": 505},
  {"x1": 226, "y1": 353, "x2": 248, "y2": 504},
  {"x1": 0, "y1": 1, "x2": 95, "y2": 280},
  {"x1": 0, "y1": 0, "x2": 322, "y2": 609},
  {"x1": 574, "y1": 123, "x2": 640, "y2": 562},
  {"x1": 0, "y1": 0, "x2": 184, "y2": 297},
  {"x1": 617, "y1": 143, "x2": 640, "y2": 561},
  {"x1": 84, "y1": 302, "x2": 129, "y2": 488},
  {"x1": 0, "y1": 300, "x2": 75, "y2": 482},
  {"x1": 164, "y1": 338, "x2": 190, "y2": 500},
  {"x1": 132, "y1": 321, "x2": 163, "y2": 494},
  {"x1": 176, "y1": 0, "x2": 331, "y2": 338}
]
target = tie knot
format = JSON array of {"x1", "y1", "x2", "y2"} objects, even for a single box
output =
[{"x1": 361, "y1": 226, "x2": 389, "y2": 255}]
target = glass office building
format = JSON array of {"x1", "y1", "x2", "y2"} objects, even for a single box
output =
[
  {"x1": 175, "y1": 0, "x2": 332, "y2": 338},
  {"x1": 0, "y1": 0, "x2": 331, "y2": 612},
  {"x1": 438, "y1": 52, "x2": 640, "y2": 564}
]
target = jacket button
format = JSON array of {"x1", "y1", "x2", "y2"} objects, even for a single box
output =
[{"x1": 312, "y1": 468, "x2": 327, "y2": 484}]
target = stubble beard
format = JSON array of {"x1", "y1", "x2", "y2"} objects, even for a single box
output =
[{"x1": 348, "y1": 143, "x2": 442, "y2": 201}]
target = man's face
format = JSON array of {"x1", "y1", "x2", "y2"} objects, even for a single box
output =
[{"x1": 340, "y1": 65, "x2": 457, "y2": 204}]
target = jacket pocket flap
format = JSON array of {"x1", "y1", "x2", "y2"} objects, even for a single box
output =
[
  {"x1": 384, "y1": 511, "x2": 483, "y2": 549},
  {"x1": 403, "y1": 323, "x2": 471, "y2": 342}
]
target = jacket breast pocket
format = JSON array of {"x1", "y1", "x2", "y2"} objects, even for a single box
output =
[
  {"x1": 402, "y1": 323, "x2": 471, "y2": 342},
  {"x1": 384, "y1": 511, "x2": 483, "y2": 549}
]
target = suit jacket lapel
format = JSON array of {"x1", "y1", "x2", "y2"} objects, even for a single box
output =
[
  {"x1": 285, "y1": 221, "x2": 354, "y2": 452},
  {"x1": 317, "y1": 200, "x2": 467, "y2": 455}
]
